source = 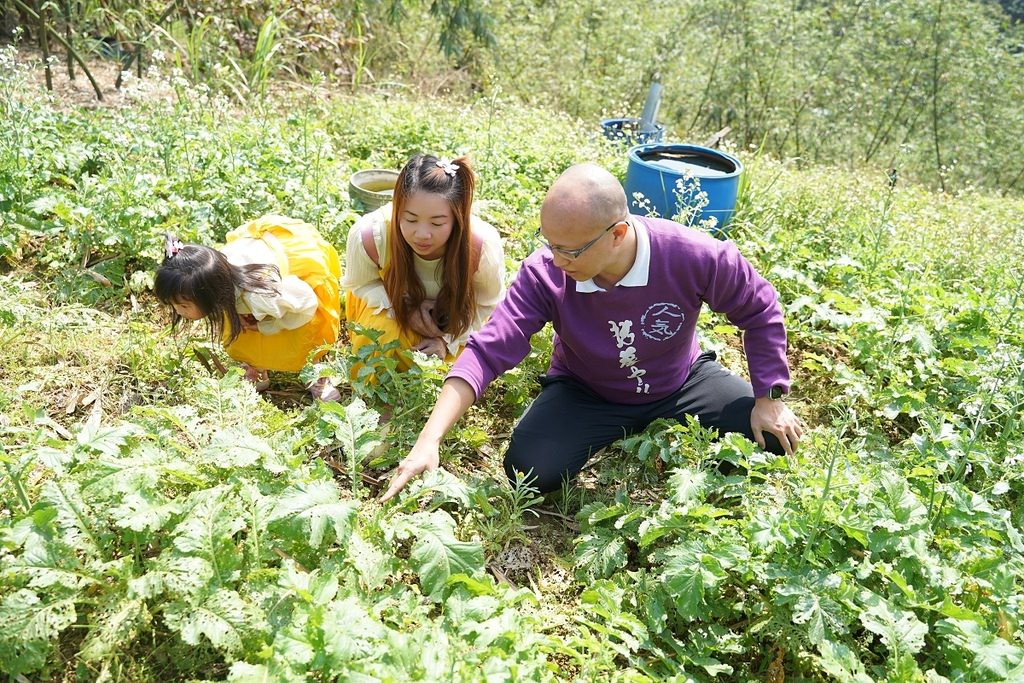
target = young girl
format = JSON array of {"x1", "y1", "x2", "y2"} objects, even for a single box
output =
[
  {"x1": 155, "y1": 215, "x2": 342, "y2": 400},
  {"x1": 342, "y1": 154, "x2": 506, "y2": 370}
]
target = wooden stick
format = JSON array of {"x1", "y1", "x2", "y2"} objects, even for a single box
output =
[
  {"x1": 191, "y1": 347, "x2": 214, "y2": 374},
  {"x1": 488, "y1": 563, "x2": 513, "y2": 586},
  {"x1": 208, "y1": 351, "x2": 227, "y2": 376},
  {"x1": 192, "y1": 347, "x2": 226, "y2": 376},
  {"x1": 703, "y1": 126, "x2": 732, "y2": 149},
  {"x1": 534, "y1": 507, "x2": 577, "y2": 524}
]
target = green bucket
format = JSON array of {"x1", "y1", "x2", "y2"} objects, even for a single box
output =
[{"x1": 349, "y1": 169, "x2": 399, "y2": 214}]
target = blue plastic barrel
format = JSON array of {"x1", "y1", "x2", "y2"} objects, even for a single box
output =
[
  {"x1": 601, "y1": 118, "x2": 665, "y2": 145},
  {"x1": 624, "y1": 143, "x2": 743, "y2": 236}
]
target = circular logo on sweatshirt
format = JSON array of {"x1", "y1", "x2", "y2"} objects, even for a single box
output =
[{"x1": 640, "y1": 303, "x2": 684, "y2": 341}]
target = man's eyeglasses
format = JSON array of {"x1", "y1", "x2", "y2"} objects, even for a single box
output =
[{"x1": 535, "y1": 219, "x2": 625, "y2": 260}]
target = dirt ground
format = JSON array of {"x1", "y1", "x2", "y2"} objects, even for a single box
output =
[{"x1": 14, "y1": 44, "x2": 176, "y2": 109}]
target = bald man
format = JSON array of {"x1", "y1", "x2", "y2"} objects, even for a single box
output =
[{"x1": 383, "y1": 163, "x2": 802, "y2": 500}]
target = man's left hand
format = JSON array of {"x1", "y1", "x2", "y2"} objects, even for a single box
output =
[{"x1": 751, "y1": 397, "x2": 803, "y2": 455}]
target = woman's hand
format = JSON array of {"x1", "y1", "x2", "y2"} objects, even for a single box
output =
[
  {"x1": 240, "y1": 314, "x2": 260, "y2": 332},
  {"x1": 413, "y1": 336, "x2": 447, "y2": 359},
  {"x1": 408, "y1": 299, "x2": 444, "y2": 338}
]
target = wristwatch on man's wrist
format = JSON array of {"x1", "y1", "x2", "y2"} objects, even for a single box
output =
[{"x1": 767, "y1": 385, "x2": 787, "y2": 400}]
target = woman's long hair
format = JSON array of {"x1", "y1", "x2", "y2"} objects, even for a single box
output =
[
  {"x1": 383, "y1": 154, "x2": 477, "y2": 341},
  {"x1": 154, "y1": 244, "x2": 280, "y2": 345}
]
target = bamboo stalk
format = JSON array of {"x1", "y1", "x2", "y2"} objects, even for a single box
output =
[
  {"x1": 863, "y1": 67, "x2": 922, "y2": 165},
  {"x1": 34, "y1": 0, "x2": 53, "y2": 90},
  {"x1": 930, "y1": 0, "x2": 945, "y2": 192},
  {"x1": 688, "y1": 27, "x2": 725, "y2": 135},
  {"x1": 114, "y1": 43, "x2": 128, "y2": 89},
  {"x1": 11, "y1": 0, "x2": 102, "y2": 100},
  {"x1": 63, "y1": 0, "x2": 73, "y2": 79}
]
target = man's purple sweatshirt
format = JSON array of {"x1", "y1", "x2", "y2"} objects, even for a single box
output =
[{"x1": 449, "y1": 216, "x2": 790, "y2": 404}]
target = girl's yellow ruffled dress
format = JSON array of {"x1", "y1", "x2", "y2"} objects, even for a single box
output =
[{"x1": 222, "y1": 215, "x2": 341, "y2": 372}]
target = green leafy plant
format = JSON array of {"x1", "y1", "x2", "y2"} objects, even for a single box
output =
[
  {"x1": 314, "y1": 397, "x2": 382, "y2": 496},
  {"x1": 225, "y1": 14, "x2": 284, "y2": 101}
]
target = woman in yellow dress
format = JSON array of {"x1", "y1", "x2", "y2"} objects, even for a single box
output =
[
  {"x1": 342, "y1": 154, "x2": 505, "y2": 371},
  {"x1": 155, "y1": 215, "x2": 342, "y2": 400}
]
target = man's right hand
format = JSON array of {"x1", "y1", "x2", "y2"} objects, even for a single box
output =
[
  {"x1": 381, "y1": 438, "x2": 440, "y2": 501},
  {"x1": 379, "y1": 378, "x2": 477, "y2": 503}
]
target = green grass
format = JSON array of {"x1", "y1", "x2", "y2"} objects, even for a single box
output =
[{"x1": 1, "y1": 59, "x2": 1023, "y2": 682}]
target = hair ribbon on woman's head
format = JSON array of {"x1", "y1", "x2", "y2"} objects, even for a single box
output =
[
  {"x1": 435, "y1": 157, "x2": 459, "y2": 177},
  {"x1": 163, "y1": 232, "x2": 184, "y2": 261}
]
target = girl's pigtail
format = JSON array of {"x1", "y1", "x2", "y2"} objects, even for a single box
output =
[{"x1": 452, "y1": 156, "x2": 476, "y2": 206}]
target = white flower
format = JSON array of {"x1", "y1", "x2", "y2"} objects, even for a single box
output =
[{"x1": 435, "y1": 157, "x2": 459, "y2": 177}]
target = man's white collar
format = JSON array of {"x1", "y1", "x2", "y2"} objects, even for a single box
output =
[{"x1": 576, "y1": 218, "x2": 651, "y2": 292}]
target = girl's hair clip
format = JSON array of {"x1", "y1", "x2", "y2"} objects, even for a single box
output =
[
  {"x1": 435, "y1": 157, "x2": 459, "y2": 178},
  {"x1": 163, "y1": 232, "x2": 185, "y2": 261}
]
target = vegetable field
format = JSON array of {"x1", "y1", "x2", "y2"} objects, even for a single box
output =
[{"x1": 1, "y1": 43, "x2": 1024, "y2": 682}]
